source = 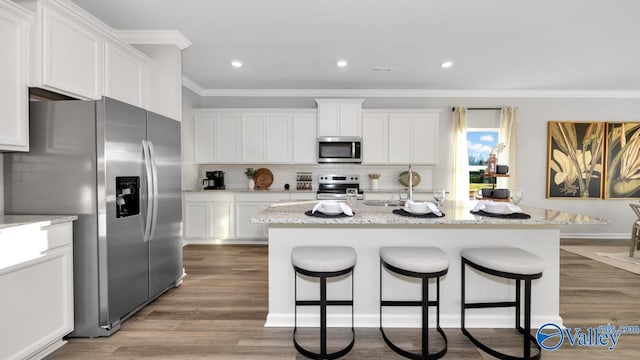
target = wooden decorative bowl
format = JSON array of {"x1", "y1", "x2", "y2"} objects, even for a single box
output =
[{"x1": 254, "y1": 168, "x2": 273, "y2": 189}]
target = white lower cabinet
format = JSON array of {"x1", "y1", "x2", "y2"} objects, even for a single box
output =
[
  {"x1": 235, "y1": 193, "x2": 290, "y2": 239},
  {"x1": 184, "y1": 191, "x2": 316, "y2": 243},
  {"x1": 0, "y1": 221, "x2": 74, "y2": 360},
  {"x1": 184, "y1": 192, "x2": 235, "y2": 242}
]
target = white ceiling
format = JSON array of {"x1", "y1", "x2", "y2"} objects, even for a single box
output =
[{"x1": 70, "y1": 0, "x2": 640, "y2": 95}]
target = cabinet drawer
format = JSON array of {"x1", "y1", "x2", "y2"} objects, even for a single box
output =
[
  {"x1": 236, "y1": 193, "x2": 289, "y2": 203},
  {"x1": 44, "y1": 222, "x2": 73, "y2": 250},
  {"x1": 184, "y1": 192, "x2": 234, "y2": 202}
]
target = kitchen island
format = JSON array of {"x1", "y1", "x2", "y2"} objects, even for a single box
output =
[{"x1": 252, "y1": 200, "x2": 606, "y2": 329}]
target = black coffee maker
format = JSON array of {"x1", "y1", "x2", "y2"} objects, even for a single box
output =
[{"x1": 203, "y1": 171, "x2": 225, "y2": 190}]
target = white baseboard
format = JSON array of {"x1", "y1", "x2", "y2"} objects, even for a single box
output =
[
  {"x1": 184, "y1": 238, "x2": 267, "y2": 245},
  {"x1": 265, "y1": 313, "x2": 562, "y2": 329},
  {"x1": 561, "y1": 232, "x2": 628, "y2": 240}
]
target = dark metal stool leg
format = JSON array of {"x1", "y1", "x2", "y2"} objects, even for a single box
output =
[{"x1": 460, "y1": 257, "x2": 542, "y2": 360}]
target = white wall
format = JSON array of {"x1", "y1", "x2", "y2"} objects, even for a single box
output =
[
  {"x1": 187, "y1": 95, "x2": 640, "y2": 239},
  {"x1": 181, "y1": 87, "x2": 200, "y2": 190},
  {"x1": 0, "y1": 156, "x2": 4, "y2": 214}
]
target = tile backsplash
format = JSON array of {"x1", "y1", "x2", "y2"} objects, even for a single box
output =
[{"x1": 197, "y1": 164, "x2": 433, "y2": 191}]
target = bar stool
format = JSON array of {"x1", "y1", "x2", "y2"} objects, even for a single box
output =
[
  {"x1": 379, "y1": 246, "x2": 449, "y2": 360},
  {"x1": 461, "y1": 247, "x2": 545, "y2": 360},
  {"x1": 291, "y1": 246, "x2": 356, "y2": 360}
]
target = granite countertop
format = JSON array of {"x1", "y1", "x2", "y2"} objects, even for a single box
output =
[
  {"x1": 0, "y1": 215, "x2": 78, "y2": 231},
  {"x1": 184, "y1": 188, "x2": 316, "y2": 194},
  {"x1": 251, "y1": 200, "x2": 609, "y2": 226}
]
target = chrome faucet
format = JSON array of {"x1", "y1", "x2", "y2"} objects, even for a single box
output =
[{"x1": 408, "y1": 163, "x2": 413, "y2": 201}]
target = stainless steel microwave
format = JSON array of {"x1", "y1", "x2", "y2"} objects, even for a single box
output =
[{"x1": 317, "y1": 137, "x2": 362, "y2": 163}]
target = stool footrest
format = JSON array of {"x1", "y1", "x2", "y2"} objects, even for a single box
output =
[
  {"x1": 296, "y1": 300, "x2": 353, "y2": 306},
  {"x1": 381, "y1": 300, "x2": 438, "y2": 307},
  {"x1": 461, "y1": 328, "x2": 541, "y2": 360},
  {"x1": 381, "y1": 326, "x2": 447, "y2": 360},
  {"x1": 294, "y1": 328, "x2": 355, "y2": 360},
  {"x1": 464, "y1": 301, "x2": 516, "y2": 309}
]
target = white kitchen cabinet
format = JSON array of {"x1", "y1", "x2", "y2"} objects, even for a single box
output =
[
  {"x1": 364, "y1": 110, "x2": 440, "y2": 165},
  {"x1": 292, "y1": 113, "x2": 317, "y2": 164},
  {"x1": 104, "y1": 42, "x2": 149, "y2": 108},
  {"x1": 19, "y1": 0, "x2": 104, "y2": 99},
  {"x1": 193, "y1": 111, "x2": 242, "y2": 164},
  {"x1": 0, "y1": 1, "x2": 30, "y2": 152},
  {"x1": 235, "y1": 193, "x2": 289, "y2": 240},
  {"x1": 0, "y1": 220, "x2": 74, "y2": 360},
  {"x1": 183, "y1": 192, "x2": 235, "y2": 243},
  {"x1": 194, "y1": 109, "x2": 315, "y2": 164},
  {"x1": 362, "y1": 113, "x2": 388, "y2": 164},
  {"x1": 316, "y1": 99, "x2": 364, "y2": 137},
  {"x1": 241, "y1": 113, "x2": 292, "y2": 163}
]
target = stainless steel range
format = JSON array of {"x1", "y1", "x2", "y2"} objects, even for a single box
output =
[{"x1": 316, "y1": 174, "x2": 364, "y2": 200}]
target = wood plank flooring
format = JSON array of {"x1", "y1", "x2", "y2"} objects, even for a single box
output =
[{"x1": 46, "y1": 244, "x2": 640, "y2": 359}]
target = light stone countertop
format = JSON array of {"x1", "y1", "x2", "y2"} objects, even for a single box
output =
[
  {"x1": 184, "y1": 188, "x2": 316, "y2": 194},
  {"x1": 0, "y1": 215, "x2": 78, "y2": 231},
  {"x1": 251, "y1": 200, "x2": 608, "y2": 226}
]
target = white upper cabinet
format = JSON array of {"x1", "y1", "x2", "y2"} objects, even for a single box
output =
[
  {"x1": 194, "y1": 109, "x2": 314, "y2": 164},
  {"x1": 316, "y1": 99, "x2": 364, "y2": 137},
  {"x1": 363, "y1": 110, "x2": 441, "y2": 165},
  {"x1": 16, "y1": 0, "x2": 153, "y2": 106},
  {"x1": 0, "y1": 1, "x2": 31, "y2": 151},
  {"x1": 362, "y1": 113, "x2": 388, "y2": 164},
  {"x1": 292, "y1": 113, "x2": 317, "y2": 164},
  {"x1": 104, "y1": 42, "x2": 149, "y2": 108},
  {"x1": 194, "y1": 111, "x2": 242, "y2": 164}
]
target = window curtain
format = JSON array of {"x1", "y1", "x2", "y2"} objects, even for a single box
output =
[
  {"x1": 451, "y1": 107, "x2": 469, "y2": 202},
  {"x1": 499, "y1": 107, "x2": 518, "y2": 189}
]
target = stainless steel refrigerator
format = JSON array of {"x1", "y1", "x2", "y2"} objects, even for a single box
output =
[{"x1": 4, "y1": 97, "x2": 183, "y2": 337}]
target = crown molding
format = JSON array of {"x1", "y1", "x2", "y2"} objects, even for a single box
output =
[
  {"x1": 115, "y1": 30, "x2": 192, "y2": 50},
  {"x1": 1, "y1": 0, "x2": 34, "y2": 20},
  {"x1": 181, "y1": 78, "x2": 640, "y2": 99}
]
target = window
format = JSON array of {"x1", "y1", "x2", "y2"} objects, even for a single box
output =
[{"x1": 467, "y1": 128, "x2": 498, "y2": 194}]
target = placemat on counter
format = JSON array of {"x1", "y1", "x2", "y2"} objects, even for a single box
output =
[
  {"x1": 392, "y1": 209, "x2": 445, "y2": 218},
  {"x1": 305, "y1": 210, "x2": 354, "y2": 218},
  {"x1": 470, "y1": 210, "x2": 531, "y2": 219}
]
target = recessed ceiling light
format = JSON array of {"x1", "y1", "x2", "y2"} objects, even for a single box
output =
[
  {"x1": 441, "y1": 61, "x2": 454, "y2": 69},
  {"x1": 336, "y1": 60, "x2": 348, "y2": 68},
  {"x1": 231, "y1": 60, "x2": 243, "y2": 68}
]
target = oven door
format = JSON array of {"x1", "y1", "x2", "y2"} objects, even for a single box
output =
[{"x1": 317, "y1": 137, "x2": 362, "y2": 163}]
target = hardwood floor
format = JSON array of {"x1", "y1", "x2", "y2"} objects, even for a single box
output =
[{"x1": 46, "y1": 244, "x2": 640, "y2": 359}]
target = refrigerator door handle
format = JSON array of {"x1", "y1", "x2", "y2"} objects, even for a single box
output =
[
  {"x1": 148, "y1": 141, "x2": 159, "y2": 241},
  {"x1": 142, "y1": 140, "x2": 153, "y2": 242}
]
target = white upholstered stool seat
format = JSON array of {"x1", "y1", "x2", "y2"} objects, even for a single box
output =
[
  {"x1": 380, "y1": 246, "x2": 449, "y2": 274},
  {"x1": 291, "y1": 246, "x2": 356, "y2": 273},
  {"x1": 461, "y1": 247, "x2": 544, "y2": 275}
]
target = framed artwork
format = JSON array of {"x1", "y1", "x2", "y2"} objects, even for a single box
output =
[
  {"x1": 604, "y1": 122, "x2": 640, "y2": 199},
  {"x1": 546, "y1": 121, "x2": 604, "y2": 198}
]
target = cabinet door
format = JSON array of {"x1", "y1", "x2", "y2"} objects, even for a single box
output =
[
  {"x1": 412, "y1": 114, "x2": 439, "y2": 164},
  {"x1": 317, "y1": 102, "x2": 340, "y2": 137},
  {"x1": 362, "y1": 113, "x2": 387, "y2": 164},
  {"x1": 235, "y1": 203, "x2": 268, "y2": 238},
  {"x1": 104, "y1": 43, "x2": 148, "y2": 108},
  {"x1": 292, "y1": 113, "x2": 317, "y2": 164},
  {"x1": 338, "y1": 102, "x2": 363, "y2": 136},
  {"x1": 216, "y1": 114, "x2": 242, "y2": 163},
  {"x1": 184, "y1": 203, "x2": 209, "y2": 238},
  {"x1": 43, "y1": 7, "x2": 103, "y2": 99},
  {"x1": 209, "y1": 203, "x2": 234, "y2": 239},
  {"x1": 388, "y1": 114, "x2": 412, "y2": 164},
  {"x1": 194, "y1": 115, "x2": 216, "y2": 163},
  {"x1": 265, "y1": 114, "x2": 291, "y2": 163},
  {"x1": 242, "y1": 113, "x2": 266, "y2": 163},
  {"x1": 0, "y1": 3, "x2": 29, "y2": 151}
]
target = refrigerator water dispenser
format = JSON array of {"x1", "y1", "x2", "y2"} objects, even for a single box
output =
[{"x1": 116, "y1": 176, "x2": 139, "y2": 218}]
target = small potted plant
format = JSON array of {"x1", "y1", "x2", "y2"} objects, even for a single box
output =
[
  {"x1": 244, "y1": 167, "x2": 256, "y2": 190},
  {"x1": 368, "y1": 173, "x2": 380, "y2": 190}
]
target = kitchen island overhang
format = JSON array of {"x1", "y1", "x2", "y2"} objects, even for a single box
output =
[{"x1": 252, "y1": 201, "x2": 607, "y2": 329}]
